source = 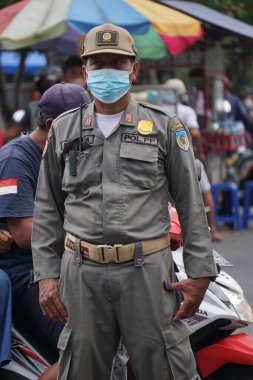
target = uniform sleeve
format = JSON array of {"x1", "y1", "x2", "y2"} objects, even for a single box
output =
[
  {"x1": 0, "y1": 157, "x2": 35, "y2": 219},
  {"x1": 32, "y1": 126, "x2": 66, "y2": 281},
  {"x1": 166, "y1": 116, "x2": 218, "y2": 279}
]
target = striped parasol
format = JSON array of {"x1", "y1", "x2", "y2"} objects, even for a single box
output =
[{"x1": 0, "y1": 0, "x2": 203, "y2": 58}]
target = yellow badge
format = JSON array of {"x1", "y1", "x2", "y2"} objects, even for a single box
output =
[{"x1": 137, "y1": 120, "x2": 153, "y2": 135}]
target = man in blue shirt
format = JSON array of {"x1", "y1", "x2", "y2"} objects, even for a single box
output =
[
  {"x1": 0, "y1": 83, "x2": 90, "y2": 369},
  {"x1": 223, "y1": 76, "x2": 248, "y2": 121}
]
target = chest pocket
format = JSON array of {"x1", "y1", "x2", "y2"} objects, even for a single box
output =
[
  {"x1": 120, "y1": 142, "x2": 158, "y2": 189},
  {"x1": 62, "y1": 140, "x2": 102, "y2": 193}
]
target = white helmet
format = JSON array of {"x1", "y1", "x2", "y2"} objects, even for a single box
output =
[{"x1": 165, "y1": 78, "x2": 187, "y2": 96}]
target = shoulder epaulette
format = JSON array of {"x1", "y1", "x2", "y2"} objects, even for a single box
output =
[
  {"x1": 54, "y1": 106, "x2": 79, "y2": 122},
  {"x1": 138, "y1": 101, "x2": 176, "y2": 119}
]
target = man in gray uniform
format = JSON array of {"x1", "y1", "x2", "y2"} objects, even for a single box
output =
[{"x1": 32, "y1": 23, "x2": 218, "y2": 380}]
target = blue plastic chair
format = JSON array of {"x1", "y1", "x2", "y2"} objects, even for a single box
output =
[
  {"x1": 211, "y1": 182, "x2": 242, "y2": 230},
  {"x1": 243, "y1": 181, "x2": 253, "y2": 228}
]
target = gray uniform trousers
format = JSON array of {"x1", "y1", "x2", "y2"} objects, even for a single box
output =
[{"x1": 57, "y1": 245, "x2": 199, "y2": 380}]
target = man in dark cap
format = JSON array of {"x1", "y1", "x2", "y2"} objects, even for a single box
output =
[
  {"x1": 32, "y1": 23, "x2": 217, "y2": 380},
  {"x1": 0, "y1": 83, "x2": 90, "y2": 377},
  {"x1": 4, "y1": 66, "x2": 64, "y2": 143},
  {"x1": 62, "y1": 55, "x2": 85, "y2": 87}
]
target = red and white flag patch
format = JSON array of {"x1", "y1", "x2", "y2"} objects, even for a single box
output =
[{"x1": 0, "y1": 178, "x2": 18, "y2": 195}]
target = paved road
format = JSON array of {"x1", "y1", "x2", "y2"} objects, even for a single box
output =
[{"x1": 212, "y1": 223, "x2": 253, "y2": 335}]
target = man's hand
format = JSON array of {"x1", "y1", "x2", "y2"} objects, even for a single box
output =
[
  {"x1": 38, "y1": 278, "x2": 68, "y2": 324},
  {"x1": 0, "y1": 229, "x2": 13, "y2": 253},
  {"x1": 171, "y1": 277, "x2": 210, "y2": 323}
]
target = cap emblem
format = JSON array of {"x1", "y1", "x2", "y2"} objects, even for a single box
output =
[
  {"x1": 103, "y1": 32, "x2": 111, "y2": 41},
  {"x1": 96, "y1": 30, "x2": 119, "y2": 46}
]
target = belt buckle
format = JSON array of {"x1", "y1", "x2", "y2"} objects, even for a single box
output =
[
  {"x1": 66, "y1": 237, "x2": 76, "y2": 252},
  {"x1": 97, "y1": 244, "x2": 123, "y2": 263}
]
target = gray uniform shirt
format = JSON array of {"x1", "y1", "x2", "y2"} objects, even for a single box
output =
[{"x1": 32, "y1": 96, "x2": 217, "y2": 281}]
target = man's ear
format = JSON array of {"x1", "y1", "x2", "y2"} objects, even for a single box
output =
[
  {"x1": 45, "y1": 118, "x2": 53, "y2": 133},
  {"x1": 82, "y1": 65, "x2": 88, "y2": 86},
  {"x1": 130, "y1": 61, "x2": 139, "y2": 84}
]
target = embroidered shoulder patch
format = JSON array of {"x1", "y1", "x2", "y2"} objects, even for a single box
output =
[
  {"x1": 170, "y1": 122, "x2": 185, "y2": 132},
  {"x1": 176, "y1": 130, "x2": 189, "y2": 151}
]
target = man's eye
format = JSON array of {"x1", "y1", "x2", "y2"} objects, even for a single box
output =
[{"x1": 90, "y1": 59, "x2": 102, "y2": 66}]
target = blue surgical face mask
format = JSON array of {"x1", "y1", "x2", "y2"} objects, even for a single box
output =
[{"x1": 86, "y1": 68, "x2": 132, "y2": 104}]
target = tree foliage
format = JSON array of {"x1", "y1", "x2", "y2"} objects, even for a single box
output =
[
  {"x1": 187, "y1": 0, "x2": 253, "y2": 25},
  {"x1": 184, "y1": 0, "x2": 253, "y2": 90}
]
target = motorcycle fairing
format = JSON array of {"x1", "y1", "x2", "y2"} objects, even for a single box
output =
[{"x1": 195, "y1": 333, "x2": 253, "y2": 378}]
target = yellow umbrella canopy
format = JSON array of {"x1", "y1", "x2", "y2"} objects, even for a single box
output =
[{"x1": 125, "y1": 0, "x2": 201, "y2": 36}]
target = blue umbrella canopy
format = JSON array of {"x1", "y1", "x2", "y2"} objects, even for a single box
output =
[
  {"x1": 0, "y1": 51, "x2": 47, "y2": 75},
  {"x1": 68, "y1": 0, "x2": 149, "y2": 35}
]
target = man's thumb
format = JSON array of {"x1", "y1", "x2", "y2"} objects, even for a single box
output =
[{"x1": 170, "y1": 282, "x2": 182, "y2": 290}]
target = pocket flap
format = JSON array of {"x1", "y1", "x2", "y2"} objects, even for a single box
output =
[
  {"x1": 61, "y1": 138, "x2": 79, "y2": 153},
  {"x1": 161, "y1": 321, "x2": 192, "y2": 349},
  {"x1": 57, "y1": 327, "x2": 72, "y2": 350},
  {"x1": 120, "y1": 142, "x2": 158, "y2": 162}
]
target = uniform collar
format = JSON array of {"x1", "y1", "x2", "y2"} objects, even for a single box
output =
[
  {"x1": 119, "y1": 95, "x2": 138, "y2": 127},
  {"x1": 82, "y1": 102, "x2": 96, "y2": 131},
  {"x1": 82, "y1": 95, "x2": 138, "y2": 130}
]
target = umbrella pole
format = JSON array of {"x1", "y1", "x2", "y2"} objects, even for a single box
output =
[
  {"x1": 0, "y1": 59, "x2": 12, "y2": 125},
  {"x1": 13, "y1": 49, "x2": 28, "y2": 110}
]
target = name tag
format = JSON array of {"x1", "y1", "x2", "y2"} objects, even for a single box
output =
[{"x1": 121, "y1": 133, "x2": 158, "y2": 146}]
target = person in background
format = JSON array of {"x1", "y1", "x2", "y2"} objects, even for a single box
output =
[
  {"x1": 0, "y1": 208, "x2": 14, "y2": 369},
  {"x1": 0, "y1": 230, "x2": 13, "y2": 253},
  {"x1": 4, "y1": 65, "x2": 63, "y2": 143},
  {"x1": 164, "y1": 78, "x2": 205, "y2": 162},
  {"x1": 240, "y1": 87, "x2": 253, "y2": 139},
  {"x1": 62, "y1": 55, "x2": 86, "y2": 87},
  {"x1": 0, "y1": 83, "x2": 90, "y2": 380},
  {"x1": 164, "y1": 78, "x2": 223, "y2": 242},
  {"x1": 223, "y1": 76, "x2": 249, "y2": 123},
  {"x1": 0, "y1": 270, "x2": 12, "y2": 368},
  {"x1": 32, "y1": 23, "x2": 218, "y2": 379}
]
